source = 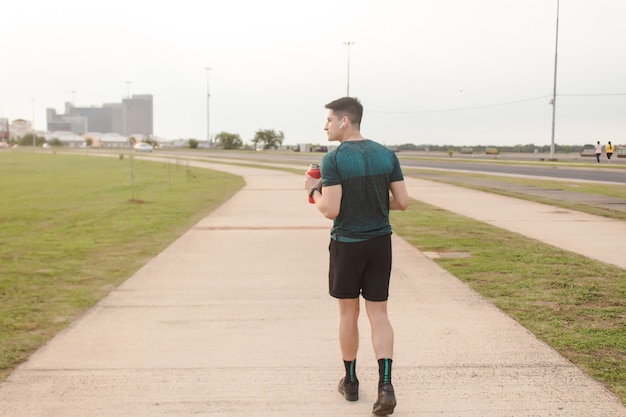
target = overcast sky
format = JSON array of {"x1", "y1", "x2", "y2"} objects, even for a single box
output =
[{"x1": 2, "y1": 0, "x2": 626, "y2": 146}]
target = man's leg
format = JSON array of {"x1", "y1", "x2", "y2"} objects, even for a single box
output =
[
  {"x1": 366, "y1": 300, "x2": 397, "y2": 415},
  {"x1": 337, "y1": 298, "x2": 360, "y2": 401},
  {"x1": 338, "y1": 298, "x2": 360, "y2": 361},
  {"x1": 365, "y1": 300, "x2": 393, "y2": 359}
]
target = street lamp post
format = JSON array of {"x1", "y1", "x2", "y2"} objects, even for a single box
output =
[
  {"x1": 205, "y1": 67, "x2": 211, "y2": 145},
  {"x1": 549, "y1": 0, "x2": 560, "y2": 160},
  {"x1": 31, "y1": 98, "x2": 35, "y2": 148},
  {"x1": 343, "y1": 41, "x2": 355, "y2": 96}
]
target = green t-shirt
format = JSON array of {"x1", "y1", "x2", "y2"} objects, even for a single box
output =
[{"x1": 321, "y1": 139, "x2": 404, "y2": 242}]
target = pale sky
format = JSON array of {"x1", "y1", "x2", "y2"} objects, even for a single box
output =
[{"x1": 2, "y1": 0, "x2": 626, "y2": 146}]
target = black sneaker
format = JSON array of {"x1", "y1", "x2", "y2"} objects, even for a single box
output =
[
  {"x1": 337, "y1": 377, "x2": 359, "y2": 401},
  {"x1": 372, "y1": 383, "x2": 396, "y2": 415}
]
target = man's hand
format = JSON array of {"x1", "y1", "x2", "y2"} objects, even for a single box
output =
[{"x1": 304, "y1": 172, "x2": 322, "y2": 191}]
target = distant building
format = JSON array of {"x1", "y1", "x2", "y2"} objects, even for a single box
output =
[
  {"x1": 80, "y1": 132, "x2": 130, "y2": 148},
  {"x1": 100, "y1": 133, "x2": 130, "y2": 148},
  {"x1": 42, "y1": 131, "x2": 85, "y2": 147},
  {"x1": 10, "y1": 119, "x2": 32, "y2": 138},
  {"x1": 46, "y1": 94, "x2": 153, "y2": 136},
  {"x1": 123, "y1": 95, "x2": 153, "y2": 136},
  {"x1": 0, "y1": 118, "x2": 9, "y2": 141}
]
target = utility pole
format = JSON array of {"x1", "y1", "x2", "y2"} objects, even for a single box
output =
[
  {"x1": 549, "y1": 0, "x2": 560, "y2": 160},
  {"x1": 205, "y1": 67, "x2": 212, "y2": 145},
  {"x1": 31, "y1": 98, "x2": 35, "y2": 148},
  {"x1": 343, "y1": 41, "x2": 355, "y2": 97}
]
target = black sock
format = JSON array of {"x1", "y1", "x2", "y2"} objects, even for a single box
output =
[
  {"x1": 378, "y1": 358, "x2": 393, "y2": 386},
  {"x1": 343, "y1": 359, "x2": 357, "y2": 382}
]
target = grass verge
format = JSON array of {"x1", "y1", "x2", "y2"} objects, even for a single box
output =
[
  {"x1": 404, "y1": 169, "x2": 626, "y2": 221},
  {"x1": 390, "y1": 199, "x2": 626, "y2": 404},
  {"x1": 0, "y1": 152, "x2": 244, "y2": 380},
  {"x1": 199, "y1": 156, "x2": 626, "y2": 403},
  {"x1": 1, "y1": 151, "x2": 624, "y2": 405}
]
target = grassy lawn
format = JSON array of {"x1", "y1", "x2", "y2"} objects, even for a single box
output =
[
  {"x1": 1, "y1": 150, "x2": 624, "y2": 405},
  {"x1": 404, "y1": 168, "x2": 626, "y2": 221},
  {"x1": 186, "y1": 152, "x2": 626, "y2": 403},
  {"x1": 390, "y1": 200, "x2": 626, "y2": 404},
  {"x1": 185, "y1": 153, "x2": 626, "y2": 403},
  {"x1": 0, "y1": 152, "x2": 244, "y2": 380}
]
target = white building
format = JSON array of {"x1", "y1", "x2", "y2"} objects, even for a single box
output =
[{"x1": 43, "y1": 131, "x2": 85, "y2": 147}]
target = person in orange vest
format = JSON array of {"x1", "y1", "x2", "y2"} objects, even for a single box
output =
[{"x1": 605, "y1": 141, "x2": 616, "y2": 162}]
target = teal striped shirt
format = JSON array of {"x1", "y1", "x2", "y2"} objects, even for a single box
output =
[{"x1": 321, "y1": 140, "x2": 404, "y2": 242}]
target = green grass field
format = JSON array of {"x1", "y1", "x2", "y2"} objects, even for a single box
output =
[
  {"x1": 195, "y1": 151, "x2": 626, "y2": 403},
  {"x1": 0, "y1": 150, "x2": 624, "y2": 405},
  {"x1": 390, "y1": 200, "x2": 626, "y2": 404},
  {"x1": 0, "y1": 152, "x2": 244, "y2": 380}
]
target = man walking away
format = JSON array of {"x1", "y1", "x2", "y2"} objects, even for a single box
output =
[{"x1": 304, "y1": 97, "x2": 409, "y2": 415}]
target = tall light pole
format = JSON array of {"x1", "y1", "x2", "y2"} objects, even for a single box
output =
[
  {"x1": 126, "y1": 81, "x2": 132, "y2": 98},
  {"x1": 343, "y1": 41, "x2": 355, "y2": 96},
  {"x1": 549, "y1": 0, "x2": 560, "y2": 160},
  {"x1": 31, "y1": 98, "x2": 36, "y2": 148},
  {"x1": 205, "y1": 67, "x2": 211, "y2": 145}
]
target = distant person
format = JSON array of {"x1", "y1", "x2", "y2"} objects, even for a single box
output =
[
  {"x1": 605, "y1": 141, "x2": 615, "y2": 162},
  {"x1": 594, "y1": 141, "x2": 602, "y2": 164},
  {"x1": 304, "y1": 97, "x2": 409, "y2": 415}
]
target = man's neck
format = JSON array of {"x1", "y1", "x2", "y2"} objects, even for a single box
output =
[{"x1": 339, "y1": 132, "x2": 364, "y2": 143}]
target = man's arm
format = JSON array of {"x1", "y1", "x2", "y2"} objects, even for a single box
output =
[
  {"x1": 305, "y1": 171, "x2": 342, "y2": 219},
  {"x1": 389, "y1": 180, "x2": 409, "y2": 211},
  {"x1": 311, "y1": 184, "x2": 342, "y2": 219}
]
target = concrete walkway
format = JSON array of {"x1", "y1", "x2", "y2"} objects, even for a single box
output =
[
  {"x1": 0, "y1": 163, "x2": 624, "y2": 416},
  {"x1": 404, "y1": 177, "x2": 626, "y2": 269}
]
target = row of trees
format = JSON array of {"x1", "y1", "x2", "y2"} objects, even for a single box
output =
[
  {"x1": 396, "y1": 143, "x2": 591, "y2": 154},
  {"x1": 10, "y1": 133, "x2": 46, "y2": 147},
  {"x1": 205, "y1": 130, "x2": 588, "y2": 153},
  {"x1": 6, "y1": 132, "x2": 590, "y2": 154},
  {"x1": 6, "y1": 134, "x2": 156, "y2": 148},
  {"x1": 4, "y1": 129, "x2": 285, "y2": 150},
  {"x1": 206, "y1": 129, "x2": 285, "y2": 150}
]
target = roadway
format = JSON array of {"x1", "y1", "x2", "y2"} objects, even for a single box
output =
[
  {"x1": 164, "y1": 149, "x2": 626, "y2": 184},
  {"x1": 399, "y1": 157, "x2": 626, "y2": 184}
]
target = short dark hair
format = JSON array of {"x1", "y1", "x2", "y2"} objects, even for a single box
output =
[{"x1": 325, "y1": 97, "x2": 363, "y2": 126}]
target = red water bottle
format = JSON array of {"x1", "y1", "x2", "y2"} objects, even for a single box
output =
[{"x1": 307, "y1": 163, "x2": 321, "y2": 203}]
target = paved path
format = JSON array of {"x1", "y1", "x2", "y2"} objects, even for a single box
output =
[
  {"x1": 404, "y1": 177, "x2": 626, "y2": 269},
  {"x1": 415, "y1": 170, "x2": 626, "y2": 213},
  {"x1": 0, "y1": 163, "x2": 624, "y2": 416}
]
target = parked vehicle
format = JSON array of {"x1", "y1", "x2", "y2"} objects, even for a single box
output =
[
  {"x1": 134, "y1": 143, "x2": 153, "y2": 152},
  {"x1": 580, "y1": 144, "x2": 596, "y2": 157}
]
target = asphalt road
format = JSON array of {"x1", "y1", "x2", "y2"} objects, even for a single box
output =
[
  {"x1": 182, "y1": 149, "x2": 626, "y2": 184},
  {"x1": 399, "y1": 158, "x2": 626, "y2": 184},
  {"x1": 120, "y1": 147, "x2": 619, "y2": 218}
]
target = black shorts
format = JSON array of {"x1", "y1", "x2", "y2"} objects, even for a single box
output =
[{"x1": 328, "y1": 234, "x2": 392, "y2": 301}]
